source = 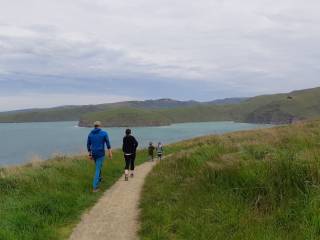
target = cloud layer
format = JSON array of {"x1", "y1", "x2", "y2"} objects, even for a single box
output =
[{"x1": 0, "y1": 0, "x2": 319, "y2": 110}]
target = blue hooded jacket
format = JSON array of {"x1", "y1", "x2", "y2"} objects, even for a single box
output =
[{"x1": 87, "y1": 128, "x2": 111, "y2": 159}]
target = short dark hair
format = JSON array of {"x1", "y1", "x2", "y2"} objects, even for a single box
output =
[{"x1": 125, "y1": 129, "x2": 131, "y2": 135}]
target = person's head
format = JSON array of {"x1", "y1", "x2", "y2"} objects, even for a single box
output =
[
  {"x1": 125, "y1": 128, "x2": 131, "y2": 135},
  {"x1": 93, "y1": 121, "x2": 101, "y2": 128},
  {"x1": 149, "y1": 142, "x2": 153, "y2": 146},
  {"x1": 158, "y1": 142, "x2": 162, "y2": 146}
]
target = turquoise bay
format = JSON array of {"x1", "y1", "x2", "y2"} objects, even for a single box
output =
[{"x1": 0, "y1": 121, "x2": 270, "y2": 166}]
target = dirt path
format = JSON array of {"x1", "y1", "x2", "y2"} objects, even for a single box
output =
[{"x1": 69, "y1": 159, "x2": 158, "y2": 240}]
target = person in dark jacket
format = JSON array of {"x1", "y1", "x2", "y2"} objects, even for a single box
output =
[
  {"x1": 122, "y1": 128, "x2": 138, "y2": 181},
  {"x1": 148, "y1": 142, "x2": 155, "y2": 161},
  {"x1": 87, "y1": 121, "x2": 112, "y2": 192}
]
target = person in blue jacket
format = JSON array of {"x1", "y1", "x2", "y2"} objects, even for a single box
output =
[{"x1": 87, "y1": 121, "x2": 112, "y2": 192}]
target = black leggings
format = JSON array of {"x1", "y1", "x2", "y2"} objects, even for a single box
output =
[{"x1": 124, "y1": 153, "x2": 136, "y2": 170}]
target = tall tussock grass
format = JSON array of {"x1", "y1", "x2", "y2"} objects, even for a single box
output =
[
  {"x1": 0, "y1": 150, "x2": 148, "y2": 240},
  {"x1": 140, "y1": 120, "x2": 320, "y2": 239}
]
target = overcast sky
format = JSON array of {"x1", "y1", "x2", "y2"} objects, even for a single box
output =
[{"x1": 0, "y1": 0, "x2": 319, "y2": 111}]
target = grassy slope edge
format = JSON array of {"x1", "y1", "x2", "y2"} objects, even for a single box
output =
[
  {"x1": 140, "y1": 119, "x2": 320, "y2": 240},
  {"x1": 0, "y1": 150, "x2": 149, "y2": 240}
]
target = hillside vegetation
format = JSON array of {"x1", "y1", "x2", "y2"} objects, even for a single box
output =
[
  {"x1": 0, "y1": 87, "x2": 319, "y2": 126},
  {"x1": 140, "y1": 119, "x2": 320, "y2": 239},
  {"x1": 80, "y1": 87, "x2": 320, "y2": 127},
  {"x1": 78, "y1": 108, "x2": 172, "y2": 127},
  {"x1": 0, "y1": 99, "x2": 201, "y2": 123},
  {"x1": 0, "y1": 150, "x2": 150, "y2": 240}
]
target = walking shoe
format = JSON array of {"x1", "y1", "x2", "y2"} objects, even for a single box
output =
[
  {"x1": 130, "y1": 173, "x2": 134, "y2": 178},
  {"x1": 125, "y1": 175, "x2": 129, "y2": 181},
  {"x1": 92, "y1": 188, "x2": 100, "y2": 193}
]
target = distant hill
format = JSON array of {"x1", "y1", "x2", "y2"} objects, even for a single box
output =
[
  {"x1": 240, "y1": 87, "x2": 320, "y2": 124},
  {"x1": 1, "y1": 87, "x2": 320, "y2": 126},
  {"x1": 205, "y1": 97, "x2": 248, "y2": 105},
  {"x1": 0, "y1": 99, "x2": 201, "y2": 123},
  {"x1": 78, "y1": 108, "x2": 172, "y2": 127},
  {"x1": 79, "y1": 87, "x2": 320, "y2": 127}
]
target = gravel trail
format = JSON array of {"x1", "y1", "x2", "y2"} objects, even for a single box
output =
[{"x1": 69, "y1": 160, "x2": 158, "y2": 240}]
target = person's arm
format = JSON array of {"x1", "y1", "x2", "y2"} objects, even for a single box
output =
[
  {"x1": 122, "y1": 137, "x2": 125, "y2": 153},
  {"x1": 107, "y1": 148, "x2": 113, "y2": 159},
  {"x1": 133, "y1": 137, "x2": 138, "y2": 150},
  {"x1": 87, "y1": 135, "x2": 92, "y2": 159},
  {"x1": 105, "y1": 133, "x2": 112, "y2": 159}
]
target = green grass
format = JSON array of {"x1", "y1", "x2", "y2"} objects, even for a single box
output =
[
  {"x1": 139, "y1": 120, "x2": 320, "y2": 239},
  {"x1": 0, "y1": 149, "x2": 148, "y2": 240},
  {"x1": 79, "y1": 107, "x2": 172, "y2": 127},
  {"x1": 2, "y1": 119, "x2": 320, "y2": 240}
]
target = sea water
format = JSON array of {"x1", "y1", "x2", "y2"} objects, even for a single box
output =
[{"x1": 0, "y1": 121, "x2": 270, "y2": 166}]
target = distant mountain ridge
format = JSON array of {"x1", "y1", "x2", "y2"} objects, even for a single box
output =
[
  {"x1": 205, "y1": 97, "x2": 249, "y2": 105},
  {"x1": 0, "y1": 97, "x2": 245, "y2": 122},
  {"x1": 0, "y1": 87, "x2": 319, "y2": 126}
]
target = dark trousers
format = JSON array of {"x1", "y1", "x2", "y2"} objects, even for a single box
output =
[{"x1": 124, "y1": 153, "x2": 136, "y2": 170}]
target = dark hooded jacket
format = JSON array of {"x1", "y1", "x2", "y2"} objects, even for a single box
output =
[{"x1": 122, "y1": 135, "x2": 138, "y2": 155}]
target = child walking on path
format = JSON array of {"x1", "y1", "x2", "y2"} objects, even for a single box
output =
[
  {"x1": 157, "y1": 142, "x2": 164, "y2": 161},
  {"x1": 148, "y1": 142, "x2": 155, "y2": 161},
  {"x1": 122, "y1": 129, "x2": 139, "y2": 181}
]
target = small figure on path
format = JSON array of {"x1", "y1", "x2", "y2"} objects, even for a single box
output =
[
  {"x1": 87, "y1": 121, "x2": 112, "y2": 192},
  {"x1": 157, "y1": 142, "x2": 164, "y2": 161},
  {"x1": 148, "y1": 142, "x2": 155, "y2": 161},
  {"x1": 122, "y1": 129, "x2": 139, "y2": 181}
]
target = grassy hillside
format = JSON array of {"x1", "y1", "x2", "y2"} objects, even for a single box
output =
[
  {"x1": 0, "y1": 106, "x2": 96, "y2": 122},
  {"x1": 243, "y1": 87, "x2": 320, "y2": 123},
  {"x1": 139, "y1": 119, "x2": 320, "y2": 239},
  {"x1": 0, "y1": 87, "x2": 319, "y2": 126},
  {"x1": 78, "y1": 108, "x2": 172, "y2": 127},
  {"x1": 79, "y1": 87, "x2": 320, "y2": 127},
  {"x1": 0, "y1": 99, "x2": 201, "y2": 123},
  {"x1": 0, "y1": 150, "x2": 148, "y2": 240},
  {"x1": 78, "y1": 105, "x2": 236, "y2": 127}
]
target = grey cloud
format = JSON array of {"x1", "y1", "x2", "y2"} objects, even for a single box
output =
[{"x1": 0, "y1": 0, "x2": 319, "y2": 111}]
